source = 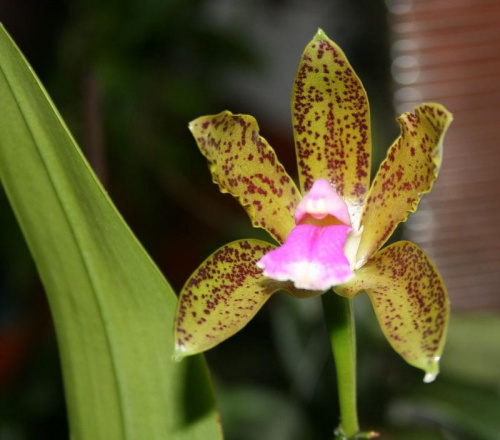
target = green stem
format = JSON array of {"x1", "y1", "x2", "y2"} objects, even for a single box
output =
[{"x1": 322, "y1": 292, "x2": 359, "y2": 439}]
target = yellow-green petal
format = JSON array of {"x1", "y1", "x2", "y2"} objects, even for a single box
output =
[
  {"x1": 174, "y1": 240, "x2": 283, "y2": 358},
  {"x1": 356, "y1": 104, "x2": 452, "y2": 266},
  {"x1": 292, "y1": 28, "x2": 371, "y2": 228},
  {"x1": 190, "y1": 111, "x2": 300, "y2": 244},
  {"x1": 336, "y1": 241, "x2": 449, "y2": 380}
]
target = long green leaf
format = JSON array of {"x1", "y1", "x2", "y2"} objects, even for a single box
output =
[{"x1": 0, "y1": 25, "x2": 222, "y2": 440}]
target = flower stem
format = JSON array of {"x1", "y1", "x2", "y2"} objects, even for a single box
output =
[{"x1": 322, "y1": 292, "x2": 359, "y2": 439}]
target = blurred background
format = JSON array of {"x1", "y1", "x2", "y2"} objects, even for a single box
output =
[{"x1": 0, "y1": 0, "x2": 499, "y2": 439}]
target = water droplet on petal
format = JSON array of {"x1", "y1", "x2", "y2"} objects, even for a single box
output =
[
  {"x1": 172, "y1": 346, "x2": 186, "y2": 363},
  {"x1": 423, "y1": 372, "x2": 436, "y2": 383},
  {"x1": 423, "y1": 359, "x2": 440, "y2": 383}
]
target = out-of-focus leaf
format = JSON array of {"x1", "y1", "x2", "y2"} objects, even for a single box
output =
[
  {"x1": 389, "y1": 382, "x2": 500, "y2": 440},
  {"x1": 379, "y1": 428, "x2": 446, "y2": 440},
  {"x1": 0, "y1": 25, "x2": 222, "y2": 440},
  {"x1": 217, "y1": 386, "x2": 310, "y2": 440},
  {"x1": 441, "y1": 314, "x2": 500, "y2": 388}
]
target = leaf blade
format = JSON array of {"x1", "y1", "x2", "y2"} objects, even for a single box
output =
[{"x1": 0, "y1": 24, "x2": 222, "y2": 440}]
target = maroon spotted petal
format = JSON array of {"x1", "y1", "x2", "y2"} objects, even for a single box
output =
[
  {"x1": 175, "y1": 239, "x2": 311, "y2": 358},
  {"x1": 292, "y1": 28, "x2": 371, "y2": 229},
  {"x1": 336, "y1": 241, "x2": 449, "y2": 381},
  {"x1": 189, "y1": 112, "x2": 301, "y2": 244},
  {"x1": 356, "y1": 104, "x2": 452, "y2": 267}
]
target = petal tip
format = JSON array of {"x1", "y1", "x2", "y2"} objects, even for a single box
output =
[
  {"x1": 314, "y1": 28, "x2": 327, "y2": 40},
  {"x1": 188, "y1": 115, "x2": 207, "y2": 133},
  {"x1": 423, "y1": 371, "x2": 437, "y2": 383},
  {"x1": 172, "y1": 349, "x2": 185, "y2": 363},
  {"x1": 423, "y1": 357, "x2": 440, "y2": 383}
]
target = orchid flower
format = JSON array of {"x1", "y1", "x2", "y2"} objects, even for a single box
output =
[{"x1": 174, "y1": 29, "x2": 451, "y2": 383}]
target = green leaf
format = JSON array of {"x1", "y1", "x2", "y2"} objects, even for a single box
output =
[
  {"x1": 0, "y1": 24, "x2": 222, "y2": 440},
  {"x1": 441, "y1": 313, "x2": 500, "y2": 388},
  {"x1": 217, "y1": 386, "x2": 311, "y2": 440},
  {"x1": 391, "y1": 381, "x2": 500, "y2": 440}
]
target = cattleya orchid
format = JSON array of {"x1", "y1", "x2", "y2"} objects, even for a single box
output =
[{"x1": 174, "y1": 29, "x2": 451, "y2": 382}]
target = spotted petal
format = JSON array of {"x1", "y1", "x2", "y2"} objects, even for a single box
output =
[
  {"x1": 257, "y1": 224, "x2": 353, "y2": 291},
  {"x1": 356, "y1": 104, "x2": 452, "y2": 266},
  {"x1": 336, "y1": 241, "x2": 449, "y2": 381},
  {"x1": 174, "y1": 239, "x2": 304, "y2": 358},
  {"x1": 190, "y1": 112, "x2": 300, "y2": 243},
  {"x1": 292, "y1": 29, "x2": 371, "y2": 228}
]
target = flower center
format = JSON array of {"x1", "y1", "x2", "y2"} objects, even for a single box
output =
[
  {"x1": 296, "y1": 179, "x2": 362, "y2": 271},
  {"x1": 294, "y1": 178, "x2": 351, "y2": 226},
  {"x1": 256, "y1": 179, "x2": 363, "y2": 291},
  {"x1": 299, "y1": 214, "x2": 347, "y2": 227}
]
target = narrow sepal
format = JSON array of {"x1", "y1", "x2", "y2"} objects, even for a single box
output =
[
  {"x1": 190, "y1": 112, "x2": 300, "y2": 244},
  {"x1": 356, "y1": 104, "x2": 452, "y2": 266},
  {"x1": 336, "y1": 241, "x2": 449, "y2": 380},
  {"x1": 292, "y1": 28, "x2": 371, "y2": 228}
]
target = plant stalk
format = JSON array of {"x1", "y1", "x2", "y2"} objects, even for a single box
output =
[{"x1": 322, "y1": 292, "x2": 359, "y2": 439}]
